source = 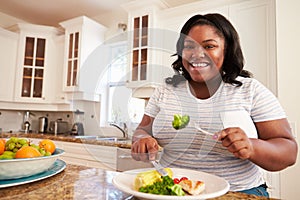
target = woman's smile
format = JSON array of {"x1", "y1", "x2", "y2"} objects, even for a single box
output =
[{"x1": 182, "y1": 24, "x2": 225, "y2": 83}]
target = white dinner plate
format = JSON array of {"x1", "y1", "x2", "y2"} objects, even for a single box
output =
[
  {"x1": 0, "y1": 159, "x2": 66, "y2": 188},
  {"x1": 113, "y1": 168, "x2": 230, "y2": 200}
]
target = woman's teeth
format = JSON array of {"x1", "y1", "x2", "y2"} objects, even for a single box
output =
[{"x1": 191, "y1": 62, "x2": 209, "y2": 68}]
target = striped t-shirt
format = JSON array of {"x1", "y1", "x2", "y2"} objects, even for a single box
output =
[{"x1": 145, "y1": 76, "x2": 286, "y2": 191}]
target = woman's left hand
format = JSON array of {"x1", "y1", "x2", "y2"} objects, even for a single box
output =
[{"x1": 219, "y1": 127, "x2": 254, "y2": 159}]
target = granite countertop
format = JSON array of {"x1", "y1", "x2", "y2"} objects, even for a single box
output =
[
  {"x1": 0, "y1": 132, "x2": 131, "y2": 148},
  {"x1": 0, "y1": 163, "x2": 277, "y2": 200}
]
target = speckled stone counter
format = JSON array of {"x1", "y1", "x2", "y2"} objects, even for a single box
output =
[
  {"x1": 0, "y1": 164, "x2": 277, "y2": 200},
  {"x1": 0, "y1": 132, "x2": 131, "y2": 148}
]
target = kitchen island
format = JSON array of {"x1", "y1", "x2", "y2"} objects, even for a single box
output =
[{"x1": 0, "y1": 163, "x2": 276, "y2": 200}]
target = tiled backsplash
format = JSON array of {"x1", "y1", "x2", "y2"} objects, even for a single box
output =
[{"x1": 0, "y1": 110, "x2": 73, "y2": 133}]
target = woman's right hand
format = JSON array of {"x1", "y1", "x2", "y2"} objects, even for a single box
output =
[{"x1": 131, "y1": 136, "x2": 159, "y2": 162}]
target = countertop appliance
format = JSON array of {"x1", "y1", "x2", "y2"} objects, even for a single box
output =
[
  {"x1": 71, "y1": 122, "x2": 84, "y2": 135},
  {"x1": 38, "y1": 116, "x2": 48, "y2": 133},
  {"x1": 71, "y1": 110, "x2": 84, "y2": 135},
  {"x1": 49, "y1": 119, "x2": 69, "y2": 134}
]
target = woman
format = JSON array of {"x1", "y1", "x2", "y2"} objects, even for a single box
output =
[{"x1": 131, "y1": 13, "x2": 297, "y2": 197}]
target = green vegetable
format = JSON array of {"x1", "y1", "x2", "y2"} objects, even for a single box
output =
[
  {"x1": 139, "y1": 176, "x2": 185, "y2": 196},
  {"x1": 169, "y1": 184, "x2": 186, "y2": 196},
  {"x1": 172, "y1": 114, "x2": 190, "y2": 130}
]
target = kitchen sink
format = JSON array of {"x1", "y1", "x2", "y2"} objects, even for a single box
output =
[
  {"x1": 73, "y1": 135, "x2": 98, "y2": 140},
  {"x1": 73, "y1": 135, "x2": 129, "y2": 142},
  {"x1": 96, "y1": 137, "x2": 129, "y2": 142}
]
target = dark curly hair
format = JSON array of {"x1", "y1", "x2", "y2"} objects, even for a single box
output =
[{"x1": 166, "y1": 13, "x2": 252, "y2": 87}]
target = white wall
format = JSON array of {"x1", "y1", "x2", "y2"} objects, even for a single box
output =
[{"x1": 276, "y1": 0, "x2": 300, "y2": 199}]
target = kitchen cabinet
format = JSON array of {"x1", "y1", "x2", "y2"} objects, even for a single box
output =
[
  {"x1": 122, "y1": 0, "x2": 169, "y2": 98},
  {"x1": 229, "y1": 0, "x2": 277, "y2": 95},
  {"x1": 59, "y1": 16, "x2": 107, "y2": 101},
  {"x1": 117, "y1": 148, "x2": 152, "y2": 171},
  {"x1": 0, "y1": 27, "x2": 18, "y2": 102},
  {"x1": 30, "y1": 138, "x2": 151, "y2": 171},
  {"x1": 9, "y1": 23, "x2": 63, "y2": 104}
]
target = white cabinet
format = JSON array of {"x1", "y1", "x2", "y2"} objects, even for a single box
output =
[
  {"x1": 8, "y1": 23, "x2": 64, "y2": 104},
  {"x1": 0, "y1": 27, "x2": 18, "y2": 102},
  {"x1": 117, "y1": 148, "x2": 152, "y2": 171},
  {"x1": 122, "y1": 0, "x2": 169, "y2": 97},
  {"x1": 229, "y1": 0, "x2": 277, "y2": 95},
  {"x1": 59, "y1": 16, "x2": 107, "y2": 101}
]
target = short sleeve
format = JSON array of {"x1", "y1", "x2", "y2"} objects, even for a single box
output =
[
  {"x1": 251, "y1": 79, "x2": 286, "y2": 122},
  {"x1": 144, "y1": 86, "x2": 163, "y2": 118}
]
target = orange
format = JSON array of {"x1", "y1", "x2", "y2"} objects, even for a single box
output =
[
  {"x1": 39, "y1": 139, "x2": 56, "y2": 154},
  {"x1": 0, "y1": 139, "x2": 5, "y2": 155},
  {"x1": 15, "y1": 146, "x2": 42, "y2": 158}
]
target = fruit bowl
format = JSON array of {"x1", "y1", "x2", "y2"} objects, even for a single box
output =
[{"x1": 0, "y1": 148, "x2": 64, "y2": 180}]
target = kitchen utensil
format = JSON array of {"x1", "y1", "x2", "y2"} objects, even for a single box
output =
[
  {"x1": 194, "y1": 123, "x2": 219, "y2": 139},
  {"x1": 150, "y1": 160, "x2": 168, "y2": 177},
  {"x1": 38, "y1": 116, "x2": 48, "y2": 133}
]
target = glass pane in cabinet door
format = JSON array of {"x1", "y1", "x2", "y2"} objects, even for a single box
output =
[
  {"x1": 72, "y1": 59, "x2": 78, "y2": 86},
  {"x1": 68, "y1": 33, "x2": 73, "y2": 59},
  {"x1": 67, "y1": 60, "x2": 72, "y2": 86},
  {"x1": 35, "y1": 38, "x2": 46, "y2": 67},
  {"x1": 33, "y1": 68, "x2": 43, "y2": 98},
  {"x1": 132, "y1": 50, "x2": 139, "y2": 81},
  {"x1": 133, "y1": 17, "x2": 140, "y2": 48},
  {"x1": 141, "y1": 15, "x2": 148, "y2": 46},
  {"x1": 140, "y1": 48, "x2": 147, "y2": 80},
  {"x1": 24, "y1": 37, "x2": 34, "y2": 66},
  {"x1": 74, "y1": 32, "x2": 79, "y2": 58},
  {"x1": 21, "y1": 68, "x2": 32, "y2": 97}
]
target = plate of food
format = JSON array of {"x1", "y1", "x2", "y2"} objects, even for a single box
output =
[{"x1": 113, "y1": 167, "x2": 229, "y2": 200}]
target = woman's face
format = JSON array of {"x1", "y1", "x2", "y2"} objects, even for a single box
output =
[{"x1": 182, "y1": 25, "x2": 225, "y2": 83}]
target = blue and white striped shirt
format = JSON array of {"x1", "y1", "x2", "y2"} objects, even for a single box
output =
[{"x1": 145, "y1": 76, "x2": 286, "y2": 191}]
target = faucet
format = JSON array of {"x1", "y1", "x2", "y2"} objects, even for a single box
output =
[{"x1": 110, "y1": 123, "x2": 128, "y2": 138}]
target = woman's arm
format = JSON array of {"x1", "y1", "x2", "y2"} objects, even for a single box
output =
[
  {"x1": 219, "y1": 118, "x2": 297, "y2": 171},
  {"x1": 250, "y1": 118, "x2": 297, "y2": 171},
  {"x1": 131, "y1": 114, "x2": 159, "y2": 161}
]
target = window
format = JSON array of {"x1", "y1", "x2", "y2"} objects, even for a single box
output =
[{"x1": 107, "y1": 43, "x2": 145, "y2": 126}]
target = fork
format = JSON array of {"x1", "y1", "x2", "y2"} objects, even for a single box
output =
[
  {"x1": 150, "y1": 160, "x2": 168, "y2": 177},
  {"x1": 194, "y1": 123, "x2": 219, "y2": 139}
]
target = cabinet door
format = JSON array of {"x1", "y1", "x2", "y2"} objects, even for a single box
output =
[
  {"x1": 66, "y1": 32, "x2": 80, "y2": 87},
  {"x1": 131, "y1": 15, "x2": 149, "y2": 82},
  {"x1": 21, "y1": 37, "x2": 46, "y2": 98},
  {"x1": 0, "y1": 29, "x2": 18, "y2": 102},
  {"x1": 229, "y1": 0, "x2": 277, "y2": 95}
]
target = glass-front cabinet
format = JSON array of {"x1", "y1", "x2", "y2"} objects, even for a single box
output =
[
  {"x1": 60, "y1": 16, "x2": 106, "y2": 101},
  {"x1": 66, "y1": 32, "x2": 79, "y2": 87},
  {"x1": 9, "y1": 23, "x2": 64, "y2": 104},
  {"x1": 123, "y1": 0, "x2": 168, "y2": 97},
  {"x1": 21, "y1": 37, "x2": 46, "y2": 98}
]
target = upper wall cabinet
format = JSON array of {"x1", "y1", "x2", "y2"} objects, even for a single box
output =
[
  {"x1": 122, "y1": 0, "x2": 169, "y2": 97},
  {"x1": 8, "y1": 23, "x2": 64, "y2": 104},
  {"x1": 59, "y1": 16, "x2": 107, "y2": 101},
  {"x1": 0, "y1": 28, "x2": 18, "y2": 102}
]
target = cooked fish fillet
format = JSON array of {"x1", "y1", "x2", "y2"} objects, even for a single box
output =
[{"x1": 179, "y1": 179, "x2": 205, "y2": 195}]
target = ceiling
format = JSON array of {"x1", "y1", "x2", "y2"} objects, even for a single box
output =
[{"x1": 0, "y1": 0, "x2": 199, "y2": 27}]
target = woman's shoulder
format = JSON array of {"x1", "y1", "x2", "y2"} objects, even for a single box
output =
[{"x1": 234, "y1": 76, "x2": 265, "y2": 89}]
